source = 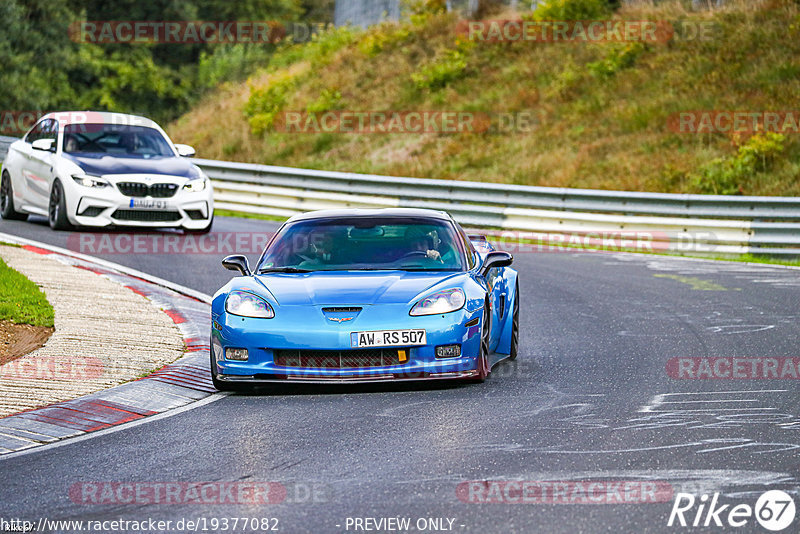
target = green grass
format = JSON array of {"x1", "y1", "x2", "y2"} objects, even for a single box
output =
[
  {"x1": 0, "y1": 256, "x2": 55, "y2": 327},
  {"x1": 707, "y1": 253, "x2": 800, "y2": 267}
]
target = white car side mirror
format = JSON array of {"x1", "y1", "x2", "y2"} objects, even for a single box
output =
[
  {"x1": 174, "y1": 144, "x2": 196, "y2": 157},
  {"x1": 32, "y1": 139, "x2": 55, "y2": 152}
]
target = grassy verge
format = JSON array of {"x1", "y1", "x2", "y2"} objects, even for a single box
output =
[{"x1": 0, "y1": 256, "x2": 55, "y2": 327}]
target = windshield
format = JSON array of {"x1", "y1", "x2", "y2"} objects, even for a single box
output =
[
  {"x1": 258, "y1": 217, "x2": 465, "y2": 272},
  {"x1": 62, "y1": 124, "x2": 175, "y2": 157}
]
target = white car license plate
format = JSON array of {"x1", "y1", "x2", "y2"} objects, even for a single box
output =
[
  {"x1": 350, "y1": 329, "x2": 426, "y2": 348},
  {"x1": 130, "y1": 198, "x2": 168, "y2": 210}
]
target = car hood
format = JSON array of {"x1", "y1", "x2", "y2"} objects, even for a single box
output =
[
  {"x1": 63, "y1": 153, "x2": 200, "y2": 179},
  {"x1": 254, "y1": 271, "x2": 466, "y2": 306}
]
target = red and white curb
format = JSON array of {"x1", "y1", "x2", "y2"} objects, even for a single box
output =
[{"x1": 0, "y1": 233, "x2": 216, "y2": 456}]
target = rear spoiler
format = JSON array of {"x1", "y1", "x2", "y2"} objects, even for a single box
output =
[
  {"x1": 468, "y1": 234, "x2": 494, "y2": 252},
  {"x1": 468, "y1": 234, "x2": 487, "y2": 244}
]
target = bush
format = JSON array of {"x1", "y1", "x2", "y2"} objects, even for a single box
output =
[
  {"x1": 244, "y1": 73, "x2": 298, "y2": 135},
  {"x1": 691, "y1": 133, "x2": 787, "y2": 195},
  {"x1": 306, "y1": 88, "x2": 342, "y2": 113},
  {"x1": 531, "y1": 0, "x2": 612, "y2": 21},
  {"x1": 587, "y1": 42, "x2": 646, "y2": 78},
  {"x1": 198, "y1": 45, "x2": 273, "y2": 89},
  {"x1": 411, "y1": 40, "x2": 473, "y2": 90},
  {"x1": 358, "y1": 24, "x2": 412, "y2": 57}
]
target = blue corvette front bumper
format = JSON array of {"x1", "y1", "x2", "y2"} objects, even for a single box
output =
[{"x1": 211, "y1": 304, "x2": 483, "y2": 383}]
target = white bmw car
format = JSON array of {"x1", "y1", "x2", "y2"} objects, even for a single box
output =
[{"x1": 0, "y1": 111, "x2": 214, "y2": 232}]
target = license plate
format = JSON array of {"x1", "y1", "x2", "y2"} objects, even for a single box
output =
[
  {"x1": 130, "y1": 198, "x2": 168, "y2": 210},
  {"x1": 350, "y1": 329, "x2": 426, "y2": 348}
]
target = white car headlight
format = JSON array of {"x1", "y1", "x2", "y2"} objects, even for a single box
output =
[
  {"x1": 225, "y1": 290, "x2": 274, "y2": 318},
  {"x1": 183, "y1": 177, "x2": 207, "y2": 192},
  {"x1": 410, "y1": 288, "x2": 466, "y2": 316},
  {"x1": 72, "y1": 174, "x2": 109, "y2": 188}
]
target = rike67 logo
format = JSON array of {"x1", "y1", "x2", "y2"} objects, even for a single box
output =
[{"x1": 668, "y1": 490, "x2": 796, "y2": 531}]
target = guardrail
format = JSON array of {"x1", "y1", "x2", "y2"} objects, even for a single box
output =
[
  {"x1": 194, "y1": 158, "x2": 800, "y2": 257},
  {"x1": 0, "y1": 135, "x2": 14, "y2": 162},
  {"x1": 2, "y1": 134, "x2": 798, "y2": 256}
]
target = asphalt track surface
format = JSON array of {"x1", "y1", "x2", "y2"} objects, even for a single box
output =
[{"x1": 1, "y1": 215, "x2": 799, "y2": 534}]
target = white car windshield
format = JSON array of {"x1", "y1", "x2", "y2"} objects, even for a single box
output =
[{"x1": 63, "y1": 124, "x2": 174, "y2": 158}]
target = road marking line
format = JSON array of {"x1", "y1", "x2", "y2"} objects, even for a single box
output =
[{"x1": 0, "y1": 393, "x2": 227, "y2": 461}]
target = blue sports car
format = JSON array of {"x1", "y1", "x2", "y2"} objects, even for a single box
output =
[{"x1": 210, "y1": 208, "x2": 518, "y2": 390}]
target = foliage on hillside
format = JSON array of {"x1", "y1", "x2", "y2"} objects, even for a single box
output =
[
  {"x1": 169, "y1": 0, "x2": 800, "y2": 195},
  {"x1": 1, "y1": 0, "x2": 333, "y2": 126}
]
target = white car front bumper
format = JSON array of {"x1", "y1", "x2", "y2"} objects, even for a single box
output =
[{"x1": 68, "y1": 175, "x2": 214, "y2": 229}]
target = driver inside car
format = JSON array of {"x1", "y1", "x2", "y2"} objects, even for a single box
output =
[
  {"x1": 298, "y1": 228, "x2": 340, "y2": 268},
  {"x1": 404, "y1": 226, "x2": 442, "y2": 262}
]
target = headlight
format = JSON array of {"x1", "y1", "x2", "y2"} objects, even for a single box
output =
[
  {"x1": 225, "y1": 290, "x2": 274, "y2": 318},
  {"x1": 72, "y1": 174, "x2": 109, "y2": 188},
  {"x1": 183, "y1": 177, "x2": 207, "y2": 192},
  {"x1": 410, "y1": 288, "x2": 466, "y2": 316}
]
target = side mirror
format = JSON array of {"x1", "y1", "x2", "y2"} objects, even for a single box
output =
[
  {"x1": 174, "y1": 144, "x2": 196, "y2": 157},
  {"x1": 222, "y1": 255, "x2": 251, "y2": 276},
  {"x1": 32, "y1": 139, "x2": 55, "y2": 152},
  {"x1": 480, "y1": 251, "x2": 513, "y2": 277}
]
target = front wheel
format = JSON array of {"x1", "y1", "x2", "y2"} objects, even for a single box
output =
[
  {"x1": 48, "y1": 180, "x2": 73, "y2": 231},
  {"x1": 1, "y1": 172, "x2": 28, "y2": 221},
  {"x1": 210, "y1": 341, "x2": 250, "y2": 393}
]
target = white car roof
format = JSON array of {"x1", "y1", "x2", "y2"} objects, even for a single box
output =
[{"x1": 40, "y1": 111, "x2": 160, "y2": 129}]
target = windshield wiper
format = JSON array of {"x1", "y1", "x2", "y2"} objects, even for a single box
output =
[{"x1": 258, "y1": 267, "x2": 312, "y2": 274}]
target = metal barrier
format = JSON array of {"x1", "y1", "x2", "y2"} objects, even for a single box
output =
[
  {"x1": 195, "y1": 158, "x2": 800, "y2": 257},
  {"x1": 1, "y1": 134, "x2": 798, "y2": 256},
  {"x1": 0, "y1": 136, "x2": 15, "y2": 162}
]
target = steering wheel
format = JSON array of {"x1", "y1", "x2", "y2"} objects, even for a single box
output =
[{"x1": 397, "y1": 250, "x2": 429, "y2": 261}]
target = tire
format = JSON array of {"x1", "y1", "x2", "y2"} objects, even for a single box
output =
[
  {"x1": 472, "y1": 301, "x2": 492, "y2": 383},
  {"x1": 48, "y1": 180, "x2": 73, "y2": 231},
  {"x1": 209, "y1": 340, "x2": 250, "y2": 393},
  {"x1": 210, "y1": 349, "x2": 238, "y2": 392},
  {"x1": 0, "y1": 172, "x2": 28, "y2": 221},
  {"x1": 509, "y1": 280, "x2": 520, "y2": 361},
  {"x1": 185, "y1": 214, "x2": 214, "y2": 235}
]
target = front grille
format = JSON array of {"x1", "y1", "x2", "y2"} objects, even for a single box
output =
[
  {"x1": 112, "y1": 209, "x2": 181, "y2": 222},
  {"x1": 274, "y1": 349, "x2": 405, "y2": 369},
  {"x1": 117, "y1": 182, "x2": 179, "y2": 198},
  {"x1": 321, "y1": 307, "x2": 363, "y2": 313}
]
